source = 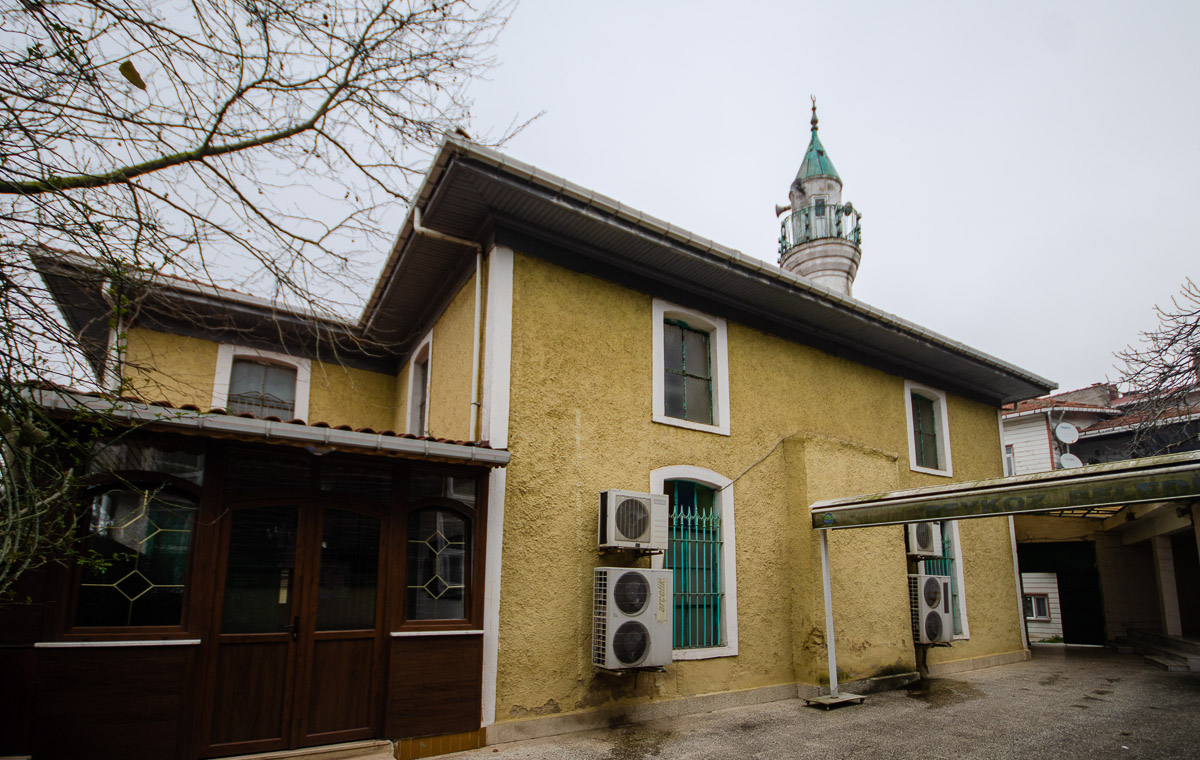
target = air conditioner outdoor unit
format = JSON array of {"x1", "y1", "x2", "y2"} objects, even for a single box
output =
[
  {"x1": 908, "y1": 573, "x2": 953, "y2": 644},
  {"x1": 592, "y1": 567, "x2": 673, "y2": 670},
  {"x1": 905, "y1": 522, "x2": 943, "y2": 558},
  {"x1": 599, "y1": 490, "x2": 668, "y2": 550}
]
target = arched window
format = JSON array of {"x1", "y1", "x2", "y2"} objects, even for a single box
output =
[
  {"x1": 406, "y1": 507, "x2": 469, "y2": 620},
  {"x1": 650, "y1": 465, "x2": 737, "y2": 659}
]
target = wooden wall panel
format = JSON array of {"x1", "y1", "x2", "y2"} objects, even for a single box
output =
[
  {"x1": 306, "y1": 637, "x2": 376, "y2": 735},
  {"x1": 32, "y1": 645, "x2": 195, "y2": 760},
  {"x1": 386, "y1": 635, "x2": 483, "y2": 739},
  {"x1": 0, "y1": 648, "x2": 37, "y2": 756}
]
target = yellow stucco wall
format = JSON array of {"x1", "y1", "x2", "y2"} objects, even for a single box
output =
[
  {"x1": 123, "y1": 327, "x2": 220, "y2": 407},
  {"x1": 395, "y1": 273, "x2": 479, "y2": 440},
  {"x1": 122, "y1": 326, "x2": 395, "y2": 430},
  {"x1": 494, "y1": 252, "x2": 1022, "y2": 722},
  {"x1": 307, "y1": 361, "x2": 396, "y2": 431}
]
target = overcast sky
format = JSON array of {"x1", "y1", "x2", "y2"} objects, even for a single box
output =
[{"x1": 466, "y1": 0, "x2": 1199, "y2": 395}]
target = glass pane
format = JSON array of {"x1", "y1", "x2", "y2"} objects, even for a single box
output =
[
  {"x1": 225, "y1": 448, "x2": 310, "y2": 492},
  {"x1": 76, "y1": 489, "x2": 198, "y2": 627},
  {"x1": 684, "y1": 376, "x2": 713, "y2": 424},
  {"x1": 87, "y1": 439, "x2": 205, "y2": 486},
  {"x1": 407, "y1": 509, "x2": 468, "y2": 620},
  {"x1": 683, "y1": 329, "x2": 709, "y2": 378},
  {"x1": 1023, "y1": 596, "x2": 1033, "y2": 618},
  {"x1": 229, "y1": 360, "x2": 265, "y2": 396},
  {"x1": 447, "y1": 476, "x2": 477, "y2": 508},
  {"x1": 264, "y1": 364, "x2": 297, "y2": 405},
  {"x1": 409, "y1": 471, "x2": 476, "y2": 508},
  {"x1": 319, "y1": 459, "x2": 393, "y2": 502},
  {"x1": 663, "y1": 323, "x2": 683, "y2": 372},
  {"x1": 316, "y1": 510, "x2": 380, "y2": 630},
  {"x1": 664, "y1": 372, "x2": 685, "y2": 418},
  {"x1": 221, "y1": 507, "x2": 298, "y2": 633}
]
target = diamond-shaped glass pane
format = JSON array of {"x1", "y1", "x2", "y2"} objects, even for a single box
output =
[
  {"x1": 427, "y1": 531, "x2": 449, "y2": 553},
  {"x1": 114, "y1": 570, "x2": 153, "y2": 601},
  {"x1": 424, "y1": 576, "x2": 449, "y2": 599}
]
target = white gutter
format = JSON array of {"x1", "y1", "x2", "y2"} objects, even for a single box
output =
[
  {"x1": 1001, "y1": 406, "x2": 1117, "y2": 420},
  {"x1": 33, "y1": 390, "x2": 509, "y2": 467},
  {"x1": 1078, "y1": 411, "x2": 1200, "y2": 439}
]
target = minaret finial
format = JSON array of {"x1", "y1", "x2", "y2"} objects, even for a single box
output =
[{"x1": 810, "y1": 96, "x2": 818, "y2": 131}]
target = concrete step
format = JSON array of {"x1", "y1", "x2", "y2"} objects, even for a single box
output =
[
  {"x1": 1131, "y1": 641, "x2": 1200, "y2": 669},
  {"x1": 1127, "y1": 630, "x2": 1200, "y2": 658},
  {"x1": 1144, "y1": 654, "x2": 1190, "y2": 672},
  {"x1": 221, "y1": 740, "x2": 393, "y2": 760}
]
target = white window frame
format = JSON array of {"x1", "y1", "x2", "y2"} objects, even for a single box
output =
[
  {"x1": 904, "y1": 380, "x2": 953, "y2": 477},
  {"x1": 211, "y1": 344, "x2": 311, "y2": 422},
  {"x1": 652, "y1": 300, "x2": 730, "y2": 436},
  {"x1": 1003, "y1": 444, "x2": 1016, "y2": 476},
  {"x1": 650, "y1": 465, "x2": 738, "y2": 660},
  {"x1": 1023, "y1": 593, "x2": 1051, "y2": 621},
  {"x1": 406, "y1": 331, "x2": 433, "y2": 436},
  {"x1": 942, "y1": 519, "x2": 970, "y2": 640}
]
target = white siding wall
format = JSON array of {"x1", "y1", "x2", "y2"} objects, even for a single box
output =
[
  {"x1": 1021, "y1": 571, "x2": 1063, "y2": 642},
  {"x1": 1003, "y1": 415, "x2": 1054, "y2": 474}
]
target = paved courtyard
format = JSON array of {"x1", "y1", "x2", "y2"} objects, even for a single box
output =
[{"x1": 450, "y1": 647, "x2": 1200, "y2": 759}]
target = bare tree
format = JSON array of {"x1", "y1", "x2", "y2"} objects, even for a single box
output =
[
  {"x1": 1116, "y1": 278, "x2": 1200, "y2": 457},
  {"x1": 0, "y1": 0, "x2": 520, "y2": 602}
]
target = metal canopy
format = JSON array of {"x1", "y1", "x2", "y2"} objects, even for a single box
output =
[{"x1": 810, "y1": 451, "x2": 1200, "y2": 530}]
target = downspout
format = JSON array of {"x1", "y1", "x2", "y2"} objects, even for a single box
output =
[{"x1": 411, "y1": 207, "x2": 484, "y2": 439}]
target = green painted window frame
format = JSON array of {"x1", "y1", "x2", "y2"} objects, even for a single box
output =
[
  {"x1": 910, "y1": 392, "x2": 940, "y2": 470},
  {"x1": 665, "y1": 479, "x2": 723, "y2": 650},
  {"x1": 663, "y1": 318, "x2": 714, "y2": 425}
]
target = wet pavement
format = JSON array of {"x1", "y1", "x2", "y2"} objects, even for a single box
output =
[{"x1": 449, "y1": 647, "x2": 1200, "y2": 759}]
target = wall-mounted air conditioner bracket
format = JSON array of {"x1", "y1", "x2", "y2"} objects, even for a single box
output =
[
  {"x1": 593, "y1": 665, "x2": 667, "y2": 675},
  {"x1": 598, "y1": 546, "x2": 664, "y2": 557}
]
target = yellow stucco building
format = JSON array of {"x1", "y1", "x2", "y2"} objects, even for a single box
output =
[{"x1": 17, "y1": 123, "x2": 1055, "y2": 760}]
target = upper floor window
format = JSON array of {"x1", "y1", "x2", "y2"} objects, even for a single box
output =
[
  {"x1": 904, "y1": 381, "x2": 952, "y2": 476},
  {"x1": 407, "y1": 334, "x2": 432, "y2": 436},
  {"x1": 1004, "y1": 444, "x2": 1016, "y2": 476},
  {"x1": 228, "y1": 360, "x2": 297, "y2": 417},
  {"x1": 652, "y1": 300, "x2": 730, "y2": 436},
  {"x1": 212, "y1": 344, "x2": 311, "y2": 421}
]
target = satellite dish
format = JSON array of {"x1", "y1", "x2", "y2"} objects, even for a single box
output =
[
  {"x1": 1060, "y1": 453, "x2": 1083, "y2": 469},
  {"x1": 1055, "y1": 422, "x2": 1079, "y2": 444}
]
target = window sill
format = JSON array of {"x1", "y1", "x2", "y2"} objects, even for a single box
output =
[
  {"x1": 652, "y1": 413, "x2": 730, "y2": 437},
  {"x1": 672, "y1": 644, "x2": 737, "y2": 661},
  {"x1": 909, "y1": 464, "x2": 953, "y2": 478},
  {"x1": 35, "y1": 639, "x2": 201, "y2": 648}
]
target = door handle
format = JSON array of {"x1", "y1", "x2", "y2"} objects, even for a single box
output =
[{"x1": 281, "y1": 616, "x2": 299, "y2": 641}]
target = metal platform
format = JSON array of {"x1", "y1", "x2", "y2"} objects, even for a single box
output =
[{"x1": 803, "y1": 691, "x2": 866, "y2": 710}]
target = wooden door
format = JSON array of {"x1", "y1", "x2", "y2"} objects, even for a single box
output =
[{"x1": 203, "y1": 501, "x2": 385, "y2": 757}]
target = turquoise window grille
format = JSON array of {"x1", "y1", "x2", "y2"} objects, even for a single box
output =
[
  {"x1": 922, "y1": 521, "x2": 963, "y2": 636},
  {"x1": 665, "y1": 480, "x2": 723, "y2": 649},
  {"x1": 910, "y1": 392, "x2": 940, "y2": 469},
  {"x1": 663, "y1": 319, "x2": 713, "y2": 424}
]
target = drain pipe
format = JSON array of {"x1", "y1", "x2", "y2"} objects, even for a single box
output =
[{"x1": 412, "y1": 207, "x2": 484, "y2": 440}]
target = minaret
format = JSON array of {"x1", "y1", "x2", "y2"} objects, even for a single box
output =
[{"x1": 777, "y1": 99, "x2": 862, "y2": 296}]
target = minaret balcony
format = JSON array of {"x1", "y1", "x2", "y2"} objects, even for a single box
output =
[{"x1": 778, "y1": 204, "x2": 861, "y2": 256}]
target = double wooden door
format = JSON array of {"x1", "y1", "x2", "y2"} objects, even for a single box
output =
[{"x1": 202, "y1": 499, "x2": 387, "y2": 757}]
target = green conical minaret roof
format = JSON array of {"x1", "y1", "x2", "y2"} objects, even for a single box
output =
[{"x1": 795, "y1": 99, "x2": 840, "y2": 181}]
